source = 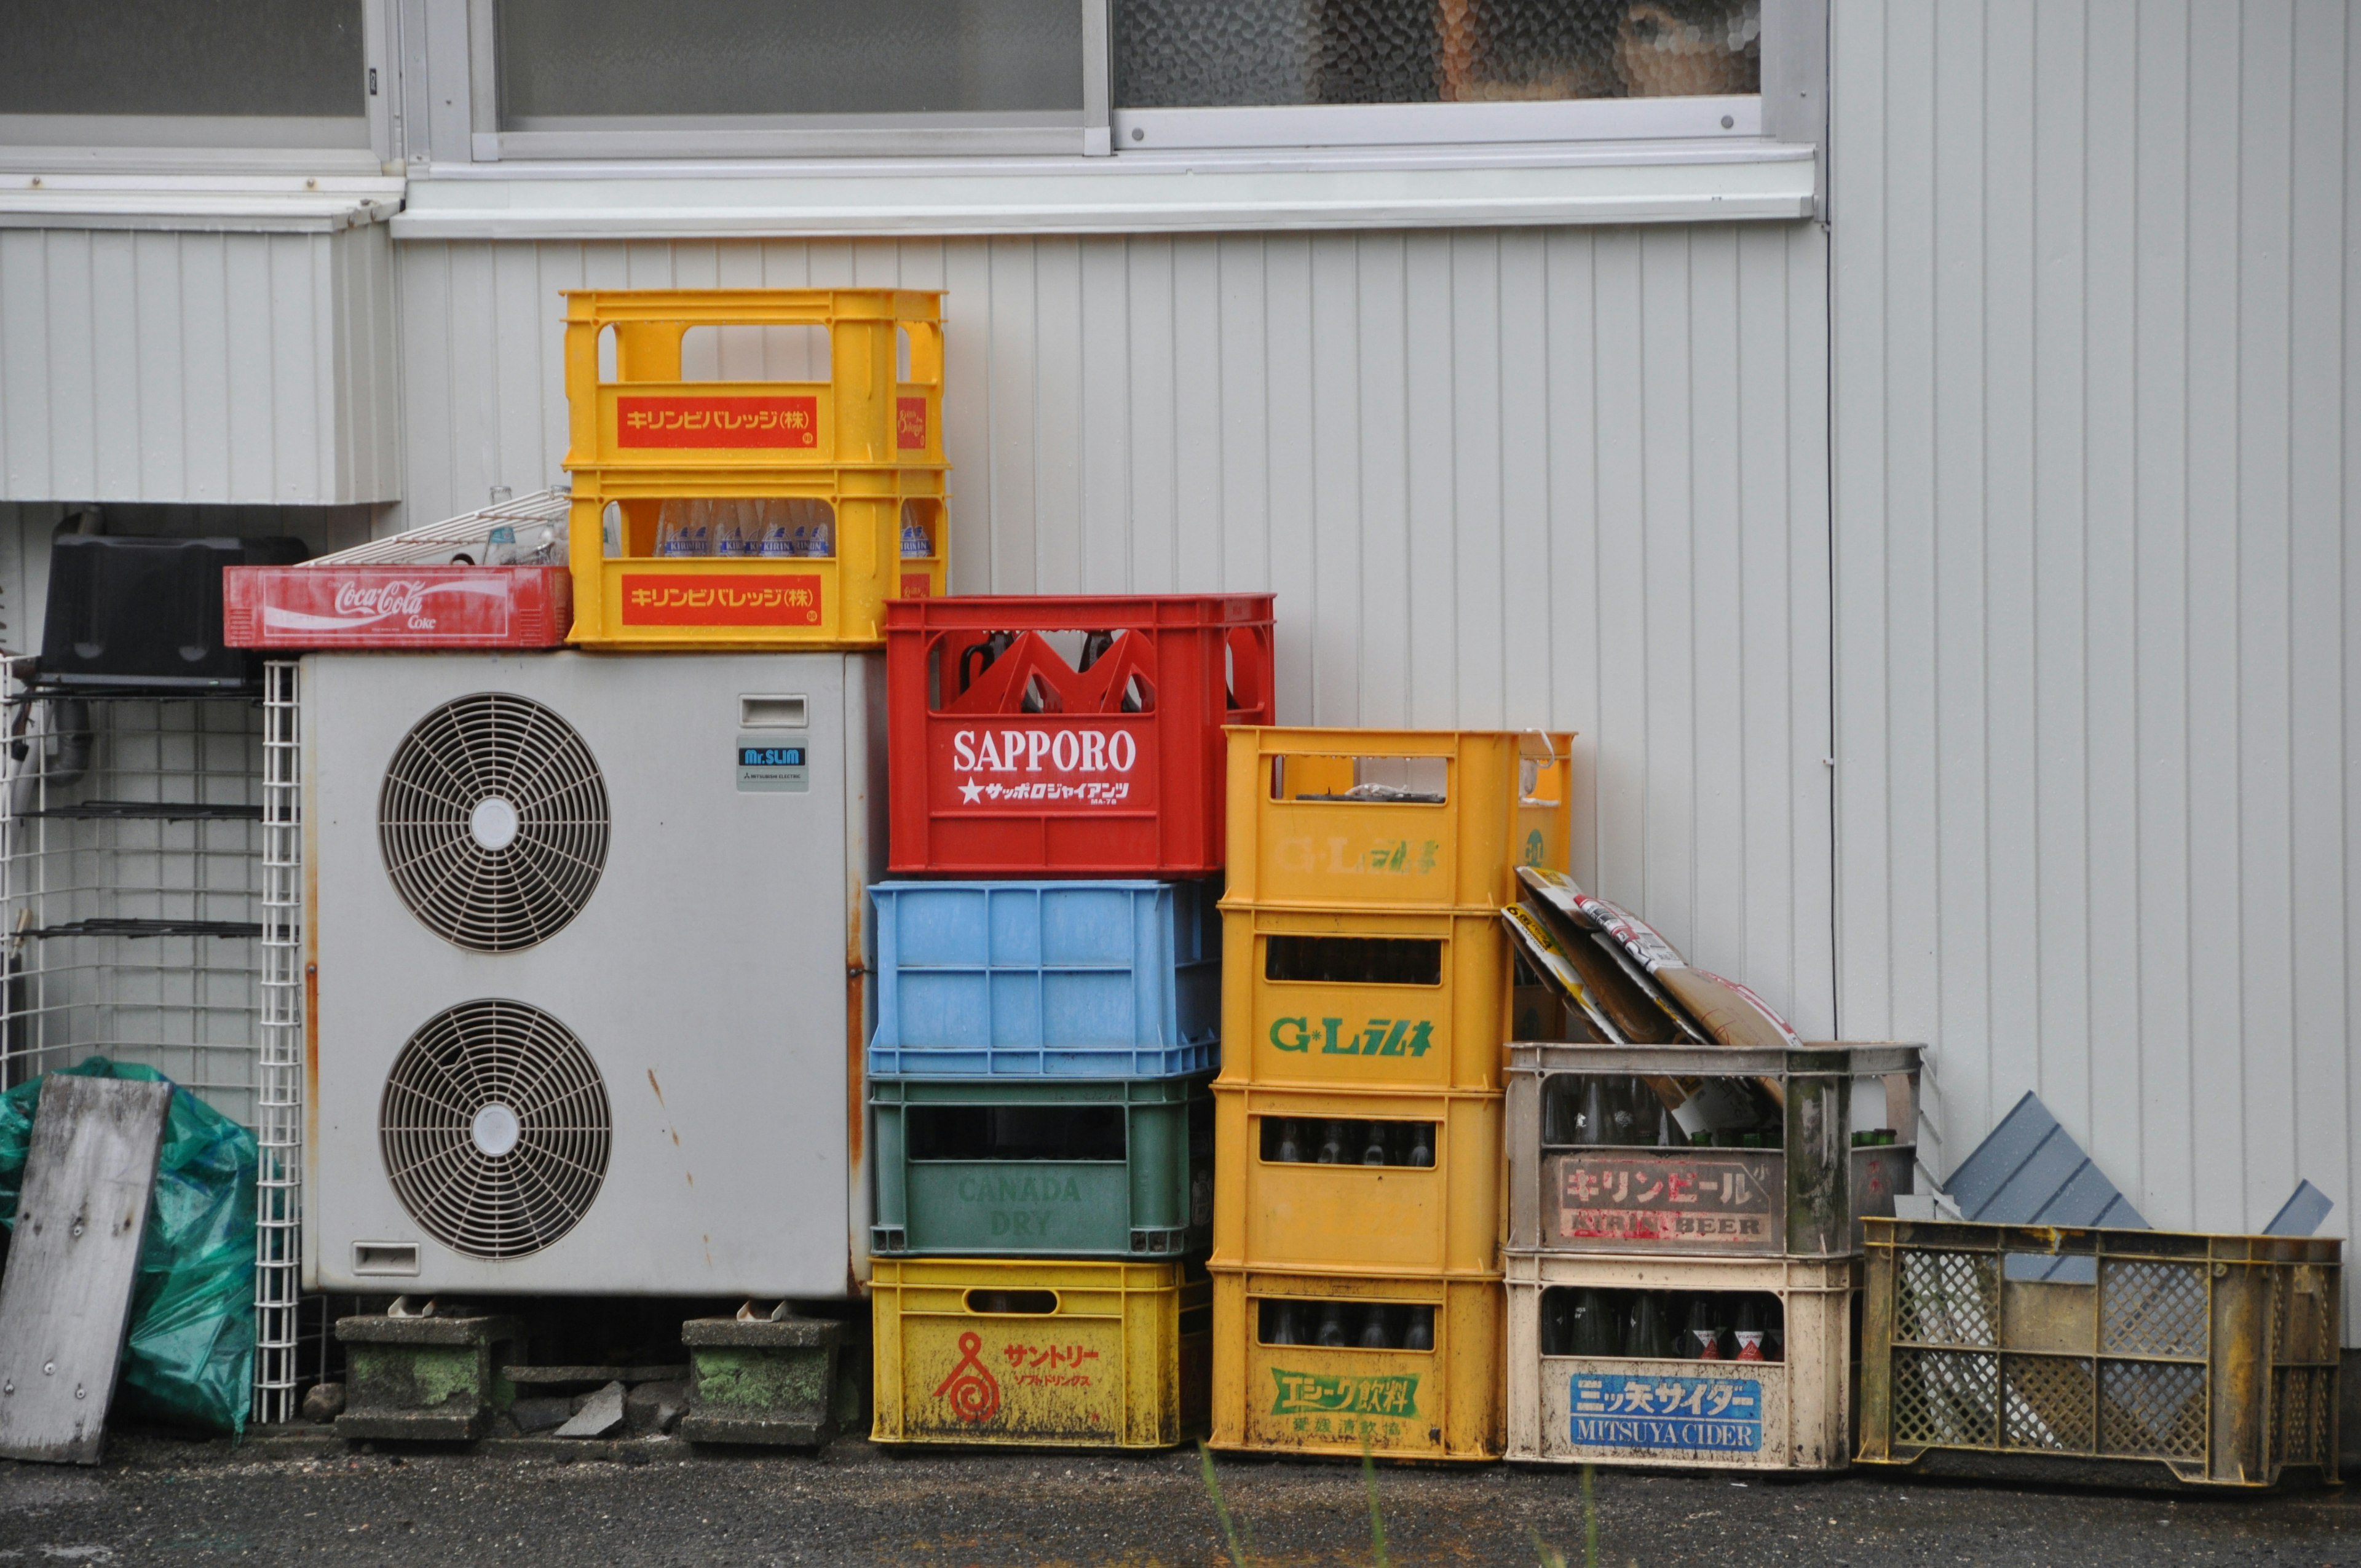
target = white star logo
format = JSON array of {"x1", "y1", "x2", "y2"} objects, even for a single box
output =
[{"x1": 958, "y1": 777, "x2": 983, "y2": 804}]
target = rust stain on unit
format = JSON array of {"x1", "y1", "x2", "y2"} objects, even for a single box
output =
[
  {"x1": 845, "y1": 898, "x2": 866, "y2": 1168},
  {"x1": 646, "y1": 1067, "x2": 667, "y2": 1106}
]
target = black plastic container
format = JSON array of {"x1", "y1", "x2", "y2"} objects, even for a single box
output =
[{"x1": 39, "y1": 535, "x2": 307, "y2": 689}]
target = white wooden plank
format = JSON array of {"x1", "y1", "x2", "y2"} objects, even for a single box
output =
[
  {"x1": 2284, "y1": 0, "x2": 2350, "y2": 1232},
  {"x1": 1076, "y1": 238, "x2": 1133, "y2": 595},
  {"x1": 86, "y1": 232, "x2": 140, "y2": 500},
  {"x1": 1401, "y1": 231, "x2": 1458, "y2": 728},
  {"x1": 2079, "y1": 0, "x2": 2145, "y2": 1200},
  {"x1": 1684, "y1": 225, "x2": 1745, "y2": 977},
  {"x1": 178, "y1": 235, "x2": 232, "y2": 507},
  {"x1": 1352, "y1": 234, "x2": 1411, "y2": 729},
  {"x1": 2130, "y1": 0, "x2": 2196, "y2": 1229},
  {"x1": 2180, "y1": 0, "x2": 2248, "y2": 1233},
  {"x1": 1216, "y1": 235, "x2": 1270, "y2": 600},
  {"x1": 221, "y1": 234, "x2": 275, "y2": 505},
  {"x1": 2234, "y1": 0, "x2": 2298, "y2": 1223},
  {"x1": 1447, "y1": 229, "x2": 1505, "y2": 729},
  {"x1": 938, "y1": 239, "x2": 995, "y2": 595},
  {"x1": 2030, "y1": 0, "x2": 2092, "y2": 1141},
  {"x1": 1543, "y1": 229, "x2": 1602, "y2": 891},
  {"x1": 1169, "y1": 237, "x2": 1223, "y2": 595},
  {"x1": 1829, "y1": 0, "x2": 1895, "y2": 1043},
  {"x1": 0, "y1": 1075, "x2": 172, "y2": 1466},
  {"x1": 1587, "y1": 229, "x2": 1648, "y2": 906},
  {"x1": 42, "y1": 232, "x2": 96, "y2": 501},
  {"x1": 1123, "y1": 237, "x2": 1179, "y2": 595},
  {"x1": 1495, "y1": 229, "x2": 1552, "y2": 735},
  {"x1": 1261, "y1": 233, "x2": 1316, "y2": 724},
  {"x1": 130, "y1": 233, "x2": 186, "y2": 502},
  {"x1": 1975, "y1": 0, "x2": 2040, "y2": 1152},
  {"x1": 1306, "y1": 231, "x2": 1364, "y2": 725},
  {"x1": 1032, "y1": 237, "x2": 1085, "y2": 596},
  {"x1": 985, "y1": 236, "x2": 1038, "y2": 592}
]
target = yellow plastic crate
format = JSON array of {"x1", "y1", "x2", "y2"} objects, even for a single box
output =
[
  {"x1": 563, "y1": 288, "x2": 944, "y2": 469},
  {"x1": 563, "y1": 466, "x2": 946, "y2": 649},
  {"x1": 1216, "y1": 904, "x2": 1510, "y2": 1092},
  {"x1": 1209, "y1": 1083, "x2": 1503, "y2": 1278},
  {"x1": 1208, "y1": 1266, "x2": 1502, "y2": 1462},
  {"x1": 870, "y1": 1256, "x2": 1209, "y2": 1449},
  {"x1": 1505, "y1": 1250, "x2": 1856, "y2": 1472},
  {"x1": 1224, "y1": 727, "x2": 1572, "y2": 912}
]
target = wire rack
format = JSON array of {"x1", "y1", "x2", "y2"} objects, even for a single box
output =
[
  {"x1": 0, "y1": 661, "x2": 324, "y2": 1425},
  {"x1": 0, "y1": 673, "x2": 267, "y2": 1112}
]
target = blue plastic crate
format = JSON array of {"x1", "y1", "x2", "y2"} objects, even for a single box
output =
[{"x1": 868, "y1": 879, "x2": 1220, "y2": 1077}]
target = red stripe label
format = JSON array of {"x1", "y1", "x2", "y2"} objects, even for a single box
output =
[
  {"x1": 619, "y1": 574, "x2": 823, "y2": 627},
  {"x1": 616, "y1": 395, "x2": 818, "y2": 449},
  {"x1": 896, "y1": 396, "x2": 929, "y2": 450}
]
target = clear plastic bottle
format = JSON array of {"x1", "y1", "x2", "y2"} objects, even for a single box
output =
[
  {"x1": 899, "y1": 500, "x2": 932, "y2": 558},
  {"x1": 802, "y1": 501, "x2": 834, "y2": 559}
]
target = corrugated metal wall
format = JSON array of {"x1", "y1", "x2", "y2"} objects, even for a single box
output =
[
  {"x1": 1830, "y1": 0, "x2": 2359, "y2": 1253},
  {"x1": 0, "y1": 224, "x2": 403, "y2": 506},
  {"x1": 396, "y1": 226, "x2": 1840, "y2": 1033}
]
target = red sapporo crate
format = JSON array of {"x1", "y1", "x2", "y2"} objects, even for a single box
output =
[
  {"x1": 224, "y1": 564, "x2": 574, "y2": 649},
  {"x1": 886, "y1": 593, "x2": 1275, "y2": 877}
]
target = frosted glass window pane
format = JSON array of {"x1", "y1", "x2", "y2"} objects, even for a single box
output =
[
  {"x1": 0, "y1": 0, "x2": 363, "y2": 117},
  {"x1": 498, "y1": 0, "x2": 1084, "y2": 121},
  {"x1": 1115, "y1": 0, "x2": 1758, "y2": 108}
]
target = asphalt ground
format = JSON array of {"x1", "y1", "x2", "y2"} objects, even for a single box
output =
[{"x1": 2, "y1": 1433, "x2": 2357, "y2": 1566}]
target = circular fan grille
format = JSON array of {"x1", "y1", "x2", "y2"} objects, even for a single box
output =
[
  {"x1": 379, "y1": 693, "x2": 610, "y2": 952},
  {"x1": 380, "y1": 999, "x2": 612, "y2": 1260}
]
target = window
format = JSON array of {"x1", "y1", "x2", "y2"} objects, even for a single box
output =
[
  {"x1": 1116, "y1": 0, "x2": 1762, "y2": 148},
  {"x1": 469, "y1": 0, "x2": 1768, "y2": 161},
  {"x1": 0, "y1": 0, "x2": 370, "y2": 151},
  {"x1": 485, "y1": 0, "x2": 1103, "y2": 158}
]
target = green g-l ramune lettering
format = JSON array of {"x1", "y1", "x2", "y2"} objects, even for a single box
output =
[{"x1": 1268, "y1": 1016, "x2": 1436, "y2": 1057}]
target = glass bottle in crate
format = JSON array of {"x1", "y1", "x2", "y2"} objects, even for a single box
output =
[
  {"x1": 656, "y1": 498, "x2": 711, "y2": 556},
  {"x1": 711, "y1": 499, "x2": 756, "y2": 558},
  {"x1": 899, "y1": 500, "x2": 932, "y2": 559}
]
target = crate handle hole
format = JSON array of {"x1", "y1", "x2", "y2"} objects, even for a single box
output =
[
  {"x1": 1271, "y1": 753, "x2": 1447, "y2": 804},
  {"x1": 965, "y1": 1289, "x2": 1059, "y2": 1315}
]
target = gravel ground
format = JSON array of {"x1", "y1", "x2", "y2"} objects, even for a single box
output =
[{"x1": 1, "y1": 1434, "x2": 2354, "y2": 1566}]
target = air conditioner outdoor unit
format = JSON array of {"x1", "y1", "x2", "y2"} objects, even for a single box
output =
[{"x1": 303, "y1": 649, "x2": 882, "y2": 1297}]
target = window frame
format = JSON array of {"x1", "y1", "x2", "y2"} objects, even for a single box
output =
[
  {"x1": 441, "y1": 0, "x2": 1801, "y2": 167},
  {"x1": 0, "y1": 0, "x2": 394, "y2": 168}
]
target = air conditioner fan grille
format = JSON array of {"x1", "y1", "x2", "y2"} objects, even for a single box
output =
[
  {"x1": 378, "y1": 692, "x2": 609, "y2": 952},
  {"x1": 379, "y1": 999, "x2": 611, "y2": 1260}
]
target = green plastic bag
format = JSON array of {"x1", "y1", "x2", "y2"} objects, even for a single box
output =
[{"x1": 0, "y1": 1058, "x2": 257, "y2": 1435}]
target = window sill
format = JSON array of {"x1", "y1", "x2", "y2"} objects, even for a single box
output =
[
  {"x1": 0, "y1": 170, "x2": 406, "y2": 234},
  {"x1": 390, "y1": 140, "x2": 1814, "y2": 240}
]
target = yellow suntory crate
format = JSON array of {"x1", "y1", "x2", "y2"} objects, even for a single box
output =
[
  {"x1": 1209, "y1": 1082, "x2": 1503, "y2": 1278},
  {"x1": 870, "y1": 1256, "x2": 1209, "y2": 1450},
  {"x1": 1223, "y1": 727, "x2": 1572, "y2": 913},
  {"x1": 1209, "y1": 1266, "x2": 1503, "y2": 1462},
  {"x1": 563, "y1": 288, "x2": 944, "y2": 470},
  {"x1": 1217, "y1": 904, "x2": 1511, "y2": 1093},
  {"x1": 563, "y1": 465, "x2": 946, "y2": 649}
]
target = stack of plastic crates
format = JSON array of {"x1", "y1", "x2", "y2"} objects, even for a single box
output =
[
  {"x1": 1501, "y1": 1040, "x2": 1924, "y2": 1472},
  {"x1": 1206, "y1": 727, "x2": 1571, "y2": 1463},
  {"x1": 866, "y1": 594, "x2": 1276, "y2": 1449},
  {"x1": 560, "y1": 288, "x2": 949, "y2": 650}
]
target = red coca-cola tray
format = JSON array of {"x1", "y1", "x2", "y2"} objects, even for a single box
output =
[
  {"x1": 223, "y1": 564, "x2": 574, "y2": 649},
  {"x1": 885, "y1": 593, "x2": 1275, "y2": 877}
]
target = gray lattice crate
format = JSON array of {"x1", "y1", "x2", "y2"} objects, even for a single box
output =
[
  {"x1": 1505, "y1": 1042, "x2": 1923, "y2": 1259},
  {"x1": 1859, "y1": 1218, "x2": 2343, "y2": 1487}
]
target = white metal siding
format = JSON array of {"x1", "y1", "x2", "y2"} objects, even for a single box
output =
[
  {"x1": 395, "y1": 227, "x2": 1838, "y2": 1034},
  {"x1": 0, "y1": 224, "x2": 401, "y2": 506},
  {"x1": 1830, "y1": 0, "x2": 2359, "y2": 1263}
]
